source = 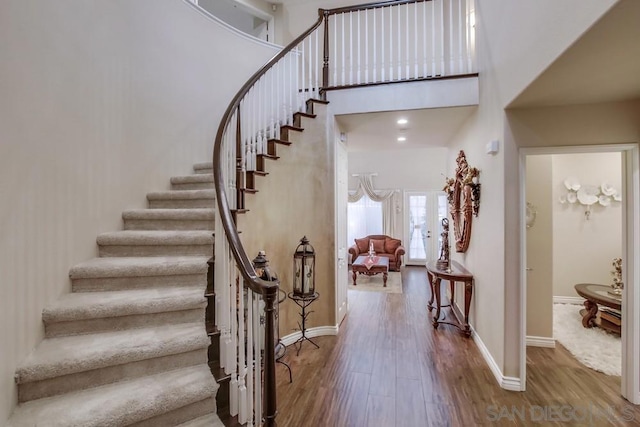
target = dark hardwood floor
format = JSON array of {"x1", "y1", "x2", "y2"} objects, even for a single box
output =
[{"x1": 275, "y1": 266, "x2": 640, "y2": 426}]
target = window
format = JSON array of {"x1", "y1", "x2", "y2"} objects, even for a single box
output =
[{"x1": 347, "y1": 195, "x2": 382, "y2": 248}]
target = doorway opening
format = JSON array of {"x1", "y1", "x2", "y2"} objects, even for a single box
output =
[
  {"x1": 520, "y1": 144, "x2": 640, "y2": 404},
  {"x1": 403, "y1": 191, "x2": 447, "y2": 265}
]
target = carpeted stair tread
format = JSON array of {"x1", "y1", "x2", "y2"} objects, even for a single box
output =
[
  {"x1": 122, "y1": 208, "x2": 215, "y2": 220},
  {"x1": 177, "y1": 413, "x2": 225, "y2": 427},
  {"x1": 43, "y1": 287, "x2": 206, "y2": 324},
  {"x1": 97, "y1": 230, "x2": 213, "y2": 246},
  {"x1": 170, "y1": 174, "x2": 214, "y2": 184},
  {"x1": 193, "y1": 162, "x2": 213, "y2": 173},
  {"x1": 146, "y1": 189, "x2": 215, "y2": 200},
  {"x1": 69, "y1": 256, "x2": 208, "y2": 279},
  {"x1": 15, "y1": 323, "x2": 208, "y2": 384},
  {"x1": 7, "y1": 365, "x2": 216, "y2": 427}
]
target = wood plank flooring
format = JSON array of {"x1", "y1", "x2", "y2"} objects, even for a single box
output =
[{"x1": 275, "y1": 266, "x2": 640, "y2": 426}]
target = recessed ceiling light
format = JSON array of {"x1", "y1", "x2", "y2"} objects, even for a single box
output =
[
  {"x1": 397, "y1": 118, "x2": 408, "y2": 125},
  {"x1": 397, "y1": 136, "x2": 407, "y2": 142}
]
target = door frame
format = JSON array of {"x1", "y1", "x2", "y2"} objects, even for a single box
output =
[{"x1": 518, "y1": 144, "x2": 640, "y2": 403}]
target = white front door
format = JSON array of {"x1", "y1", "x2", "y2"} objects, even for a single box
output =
[{"x1": 404, "y1": 191, "x2": 447, "y2": 265}]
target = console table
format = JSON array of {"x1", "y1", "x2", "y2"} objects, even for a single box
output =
[
  {"x1": 426, "y1": 260, "x2": 474, "y2": 337},
  {"x1": 574, "y1": 283, "x2": 621, "y2": 336}
]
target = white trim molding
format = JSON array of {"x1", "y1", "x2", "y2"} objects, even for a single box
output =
[
  {"x1": 471, "y1": 325, "x2": 524, "y2": 391},
  {"x1": 553, "y1": 296, "x2": 584, "y2": 305},
  {"x1": 526, "y1": 336, "x2": 556, "y2": 348},
  {"x1": 281, "y1": 325, "x2": 339, "y2": 347}
]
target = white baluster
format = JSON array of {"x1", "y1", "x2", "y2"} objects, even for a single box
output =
[
  {"x1": 372, "y1": 8, "x2": 377, "y2": 82},
  {"x1": 229, "y1": 267, "x2": 238, "y2": 416},
  {"x1": 308, "y1": 34, "x2": 313, "y2": 98},
  {"x1": 349, "y1": 11, "x2": 353, "y2": 85},
  {"x1": 253, "y1": 294, "x2": 262, "y2": 425},
  {"x1": 397, "y1": 3, "x2": 401, "y2": 80},
  {"x1": 238, "y1": 278, "x2": 247, "y2": 424},
  {"x1": 341, "y1": 13, "x2": 345, "y2": 86},
  {"x1": 246, "y1": 289, "x2": 254, "y2": 427},
  {"x1": 364, "y1": 10, "x2": 368, "y2": 84},
  {"x1": 314, "y1": 28, "x2": 319, "y2": 98},
  {"x1": 458, "y1": 0, "x2": 464, "y2": 73},
  {"x1": 389, "y1": 6, "x2": 393, "y2": 81},
  {"x1": 414, "y1": 2, "x2": 418, "y2": 79},
  {"x1": 357, "y1": 11, "x2": 361, "y2": 85}
]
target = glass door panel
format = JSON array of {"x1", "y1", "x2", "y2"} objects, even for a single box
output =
[{"x1": 404, "y1": 191, "x2": 447, "y2": 265}]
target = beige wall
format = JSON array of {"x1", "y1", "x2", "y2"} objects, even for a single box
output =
[
  {"x1": 552, "y1": 153, "x2": 623, "y2": 297},
  {"x1": 525, "y1": 156, "x2": 553, "y2": 339},
  {"x1": 0, "y1": 0, "x2": 277, "y2": 422},
  {"x1": 239, "y1": 104, "x2": 337, "y2": 336}
]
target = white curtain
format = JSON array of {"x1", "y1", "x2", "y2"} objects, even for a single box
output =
[{"x1": 348, "y1": 174, "x2": 399, "y2": 238}]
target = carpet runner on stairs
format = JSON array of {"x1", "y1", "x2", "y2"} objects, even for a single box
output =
[{"x1": 7, "y1": 166, "x2": 222, "y2": 426}]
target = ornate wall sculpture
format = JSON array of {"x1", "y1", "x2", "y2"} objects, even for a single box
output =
[{"x1": 443, "y1": 150, "x2": 480, "y2": 253}]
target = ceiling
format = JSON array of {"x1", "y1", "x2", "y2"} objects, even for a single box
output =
[
  {"x1": 509, "y1": 0, "x2": 640, "y2": 108},
  {"x1": 336, "y1": 106, "x2": 477, "y2": 152}
]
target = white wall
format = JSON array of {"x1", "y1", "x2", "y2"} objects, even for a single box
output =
[
  {"x1": 552, "y1": 153, "x2": 623, "y2": 297},
  {"x1": 0, "y1": 0, "x2": 278, "y2": 421}
]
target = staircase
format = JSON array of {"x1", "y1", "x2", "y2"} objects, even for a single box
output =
[{"x1": 7, "y1": 164, "x2": 224, "y2": 427}]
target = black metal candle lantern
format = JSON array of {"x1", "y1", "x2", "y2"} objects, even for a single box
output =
[
  {"x1": 253, "y1": 250, "x2": 277, "y2": 282},
  {"x1": 293, "y1": 236, "x2": 315, "y2": 297}
]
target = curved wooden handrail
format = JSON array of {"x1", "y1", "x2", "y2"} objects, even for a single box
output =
[
  {"x1": 327, "y1": 0, "x2": 430, "y2": 16},
  {"x1": 213, "y1": 10, "x2": 325, "y2": 297}
]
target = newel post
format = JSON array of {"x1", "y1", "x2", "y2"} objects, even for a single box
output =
[
  {"x1": 262, "y1": 285, "x2": 278, "y2": 426},
  {"x1": 321, "y1": 9, "x2": 330, "y2": 100}
]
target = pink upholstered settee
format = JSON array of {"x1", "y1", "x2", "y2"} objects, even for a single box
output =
[{"x1": 348, "y1": 235, "x2": 405, "y2": 272}]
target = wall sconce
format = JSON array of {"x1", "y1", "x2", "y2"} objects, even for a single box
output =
[
  {"x1": 293, "y1": 236, "x2": 315, "y2": 297},
  {"x1": 463, "y1": 167, "x2": 481, "y2": 217}
]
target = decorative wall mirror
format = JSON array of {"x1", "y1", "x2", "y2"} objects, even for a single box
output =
[{"x1": 443, "y1": 150, "x2": 480, "y2": 253}]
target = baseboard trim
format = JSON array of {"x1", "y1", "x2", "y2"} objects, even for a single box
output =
[
  {"x1": 526, "y1": 336, "x2": 556, "y2": 348},
  {"x1": 553, "y1": 296, "x2": 583, "y2": 305},
  {"x1": 281, "y1": 325, "x2": 339, "y2": 347},
  {"x1": 471, "y1": 325, "x2": 523, "y2": 392}
]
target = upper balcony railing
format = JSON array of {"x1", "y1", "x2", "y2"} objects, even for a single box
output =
[{"x1": 212, "y1": 1, "x2": 476, "y2": 425}]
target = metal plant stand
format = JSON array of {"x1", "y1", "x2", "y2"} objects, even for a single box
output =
[
  {"x1": 288, "y1": 292, "x2": 320, "y2": 355},
  {"x1": 275, "y1": 289, "x2": 292, "y2": 383}
]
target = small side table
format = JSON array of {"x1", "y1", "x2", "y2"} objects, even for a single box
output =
[
  {"x1": 287, "y1": 292, "x2": 320, "y2": 355},
  {"x1": 426, "y1": 260, "x2": 474, "y2": 337}
]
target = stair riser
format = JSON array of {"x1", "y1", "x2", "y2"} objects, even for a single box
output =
[
  {"x1": 171, "y1": 182, "x2": 214, "y2": 191},
  {"x1": 123, "y1": 219, "x2": 214, "y2": 231},
  {"x1": 18, "y1": 348, "x2": 207, "y2": 403},
  {"x1": 149, "y1": 200, "x2": 214, "y2": 209},
  {"x1": 131, "y1": 397, "x2": 216, "y2": 427},
  {"x1": 72, "y1": 274, "x2": 206, "y2": 292},
  {"x1": 194, "y1": 168, "x2": 213, "y2": 175},
  {"x1": 45, "y1": 307, "x2": 206, "y2": 338},
  {"x1": 99, "y1": 244, "x2": 212, "y2": 257}
]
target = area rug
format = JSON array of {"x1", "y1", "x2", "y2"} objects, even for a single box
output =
[
  {"x1": 553, "y1": 303, "x2": 621, "y2": 376},
  {"x1": 347, "y1": 271, "x2": 402, "y2": 294}
]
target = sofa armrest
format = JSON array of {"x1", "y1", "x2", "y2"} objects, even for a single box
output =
[
  {"x1": 394, "y1": 246, "x2": 405, "y2": 257},
  {"x1": 348, "y1": 245, "x2": 359, "y2": 260}
]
